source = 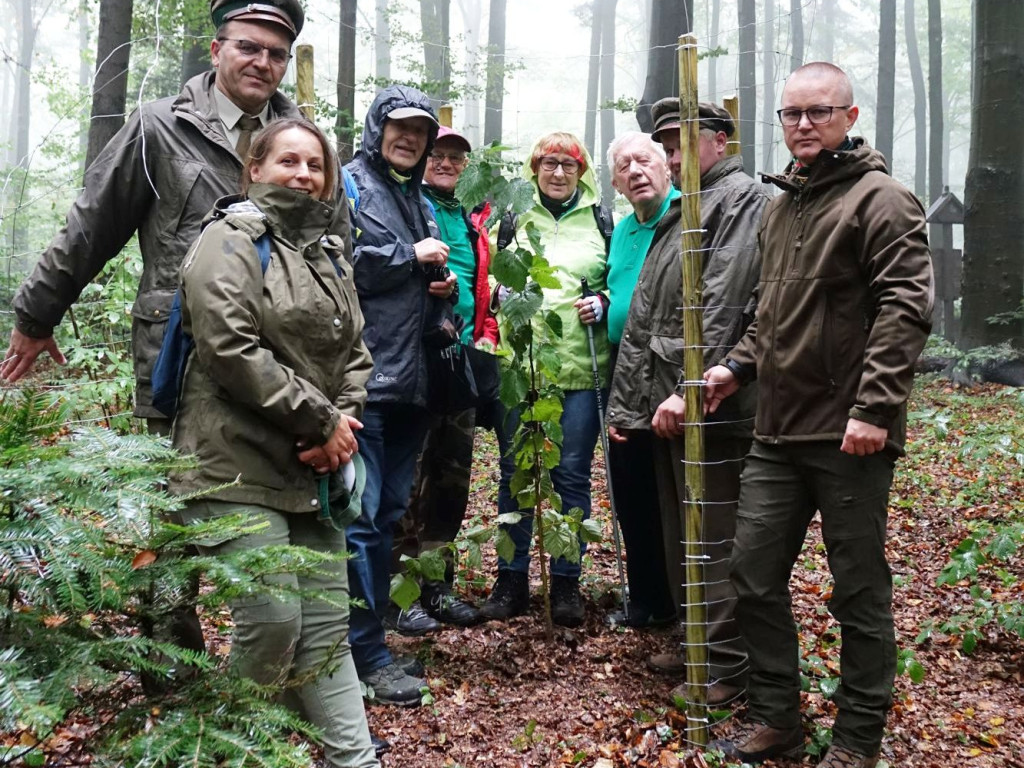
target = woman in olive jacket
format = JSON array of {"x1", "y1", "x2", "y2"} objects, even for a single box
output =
[{"x1": 169, "y1": 118, "x2": 378, "y2": 768}]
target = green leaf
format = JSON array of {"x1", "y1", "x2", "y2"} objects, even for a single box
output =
[
  {"x1": 463, "y1": 525, "x2": 493, "y2": 545},
  {"x1": 510, "y1": 180, "x2": 538, "y2": 215},
  {"x1": 492, "y1": 246, "x2": 531, "y2": 292},
  {"x1": 541, "y1": 311, "x2": 563, "y2": 339},
  {"x1": 499, "y1": 365, "x2": 530, "y2": 409},
  {"x1": 580, "y1": 518, "x2": 604, "y2": 543},
  {"x1": 818, "y1": 676, "x2": 840, "y2": 699},
  {"x1": 524, "y1": 221, "x2": 545, "y2": 257},
  {"x1": 907, "y1": 659, "x2": 926, "y2": 684},
  {"x1": 529, "y1": 395, "x2": 563, "y2": 424},
  {"x1": 418, "y1": 548, "x2": 448, "y2": 583},
  {"x1": 496, "y1": 529, "x2": 516, "y2": 564},
  {"x1": 497, "y1": 511, "x2": 524, "y2": 526},
  {"x1": 502, "y1": 283, "x2": 544, "y2": 330},
  {"x1": 389, "y1": 573, "x2": 421, "y2": 611}
]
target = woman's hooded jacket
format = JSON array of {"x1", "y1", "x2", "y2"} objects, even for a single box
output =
[
  {"x1": 170, "y1": 183, "x2": 372, "y2": 514},
  {"x1": 494, "y1": 139, "x2": 610, "y2": 389},
  {"x1": 343, "y1": 85, "x2": 445, "y2": 407}
]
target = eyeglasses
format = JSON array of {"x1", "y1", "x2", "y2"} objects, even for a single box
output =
[
  {"x1": 429, "y1": 152, "x2": 467, "y2": 166},
  {"x1": 538, "y1": 156, "x2": 580, "y2": 174},
  {"x1": 776, "y1": 105, "x2": 851, "y2": 126},
  {"x1": 218, "y1": 37, "x2": 292, "y2": 66}
]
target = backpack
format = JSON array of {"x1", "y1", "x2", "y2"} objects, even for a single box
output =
[
  {"x1": 151, "y1": 232, "x2": 272, "y2": 419},
  {"x1": 495, "y1": 204, "x2": 614, "y2": 254}
]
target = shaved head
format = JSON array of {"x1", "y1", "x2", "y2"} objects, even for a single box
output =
[{"x1": 787, "y1": 62, "x2": 854, "y2": 105}]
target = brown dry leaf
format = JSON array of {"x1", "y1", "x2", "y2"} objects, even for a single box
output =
[
  {"x1": 658, "y1": 748, "x2": 680, "y2": 767},
  {"x1": 131, "y1": 549, "x2": 157, "y2": 569},
  {"x1": 593, "y1": 760, "x2": 615, "y2": 768},
  {"x1": 42, "y1": 614, "x2": 68, "y2": 628}
]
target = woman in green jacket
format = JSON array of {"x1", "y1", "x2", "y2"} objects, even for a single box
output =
[
  {"x1": 170, "y1": 118, "x2": 378, "y2": 768},
  {"x1": 480, "y1": 131, "x2": 610, "y2": 627}
]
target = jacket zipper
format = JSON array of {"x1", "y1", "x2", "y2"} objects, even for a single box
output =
[{"x1": 767, "y1": 190, "x2": 805, "y2": 440}]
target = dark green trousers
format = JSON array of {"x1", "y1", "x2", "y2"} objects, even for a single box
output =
[
  {"x1": 656, "y1": 431, "x2": 751, "y2": 683},
  {"x1": 731, "y1": 441, "x2": 896, "y2": 755}
]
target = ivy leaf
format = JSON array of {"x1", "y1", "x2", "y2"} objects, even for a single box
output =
[{"x1": 819, "y1": 677, "x2": 840, "y2": 699}]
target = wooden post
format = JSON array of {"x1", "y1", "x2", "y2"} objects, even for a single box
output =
[
  {"x1": 678, "y1": 32, "x2": 709, "y2": 748},
  {"x1": 296, "y1": 44, "x2": 315, "y2": 121},
  {"x1": 723, "y1": 95, "x2": 741, "y2": 157},
  {"x1": 438, "y1": 105, "x2": 453, "y2": 128}
]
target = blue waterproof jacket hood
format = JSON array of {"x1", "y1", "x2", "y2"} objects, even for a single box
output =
[{"x1": 356, "y1": 85, "x2": 439, "y2": 185}]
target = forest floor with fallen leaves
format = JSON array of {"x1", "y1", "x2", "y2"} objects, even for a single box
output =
[{"x1": 365, "y1": 375, "x2": 1023, "y2": 768}]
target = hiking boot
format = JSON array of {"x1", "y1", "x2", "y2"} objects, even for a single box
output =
[
  {"x1": 606, "y1": 603, "x2": 676, "y2": 629},
  {"x1": 550, "y1": 575, "x2": 585, "y2": 627},
  {"x1": 670, "y1": 678, "x2": 746, "y2": 707},
  {"x1": 422, "y1": 580, "x2": 483, "y2": 627},
  {"x1": 392, "y1": 653, "x2": 425, "y2": 678},
  {"x1": 360, "y1": 661, "x2": 426, "y2": 707},
  {"x1": 371, "y1": 733, "x2": 391, "y2": 757},
  {"x1": 647, "y1": 652, "x2": 687, "y2": 675},
  {"x1": 818, "y1": 745, "x2": 880, "y2": 768},
  {"x1": 479, "y1": 570, "x2": 530, "y2": 621},
  {"x1": 708, "y1": 720, "x2": 804, "y2": 762},
  {"x1": 383, "y1": 600, "x2": 441, "y2": 636}
]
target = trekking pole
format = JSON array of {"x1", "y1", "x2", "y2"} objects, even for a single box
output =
[{"x1": 580, "y1": 276, "x2": 629, "y2": 621}]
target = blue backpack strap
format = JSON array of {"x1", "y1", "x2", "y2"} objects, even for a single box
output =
[
  {"x1": 342, "y1": 167, "x2": 360, "y2": 213},
  {"x1": 151, "y1": 229, "x2": 273, "y2": 419}
]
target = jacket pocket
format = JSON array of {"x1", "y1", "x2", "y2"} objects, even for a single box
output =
[
  {"x1": 131, "y1": 289, "x2": 178, "y2": 384},
  {"x1": 647, "y1": 334, "x2": 685, "y2": 409}
]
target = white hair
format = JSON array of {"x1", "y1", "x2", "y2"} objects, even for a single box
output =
[{"x1": 606, "y1": 131, "x2": 667, "y2": 170}]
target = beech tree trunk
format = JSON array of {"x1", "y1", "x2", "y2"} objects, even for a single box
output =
[
  {"x1": 9, "y1": 0, "x2": 35, "y2": 171},
  {"x1": 927, "y1": 0, "x2": 943, "y2": 202},
  {"x1": 708, "y1": 0, "x2": 720, "y2": 98},
  {"x1": 78, "y1": 0, "x2": 90, "y2": 173},
  {"x1": 635, "y1": 0, "x2": 692, "y2": 131},
  {"x1": 483, "y1": 0, "x2": 506, "y2": 144},
  {"x1": 789, "y1": 0, "x2": 803, "y2": 71},
  {"x1": 336, "y1": 0, "x2": 357, "y2": 161},
  {"x1": 875, "y1": 0, "x2": 896, "y2": 169},
  {"x1": 762, "y1": 0, "x2": 775, "y2": 171},
  {"x1": 819, "y1": 0, "x2": 835, "y2": 62},
  {"x1": 905, "y1": 0, "x2": 926, "y2": 198},
  {"x1": 583, "y1": 1, "x2": 600, "y2": 159},
  {"x1": 375, "y1": 0, "x2": 391, "y2": 87},
  {"x1": 420, "y1": 0, "x2": 452, "y2": 106},
  {"x1": 598, "y1": 0, "x2": 616, "y2": 203},
  {"x1": 737, "y1": 0, "x2": 756, "y2": 175},
  {"x1": 85, "y1": 0, "x2": 134, "y2": 171},
  {"x1": 960, "y1": 0, "x2": 1024, "y2": 351},
  {"x1": 456, "y1": 0, "x2": 483, "y2": 145}
]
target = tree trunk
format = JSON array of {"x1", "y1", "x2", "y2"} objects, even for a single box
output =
[
  {"x1": 420, "y1": 0, "x2": 452, "y2": 106},
  {"x1": 762, "y1": 0, "x2": 775, "y2": 172},
  {"x1": 86, "y1": 0, "x2": 134, "y2": 172},
  {"x1": 959, "y1": 0, "x2": 1024, "y2": 351},
  {"x1": 598, "y1": 0, "x2": 616, "y2": 203},
  {"x1": 789, "y1": 0, "x2": 803, "y2": 72},
  {"x1": 635, "y1": 0, "x2": 693, "y2": 131},
  {"x1": 336, "y1": 0, "x2": 357, "y2": 161},
  {"x1": 456, "y1": 0, "x2": 482, "y2": 145},
  {"x1": 708, "y1": 0, "x2": 720, "y2": 98},
  {"x1": 819, "y1": 0, "x2": 835, "y2": 62},
  {"x1": 483, "y1": 0, "x2": 506, "y2": 145},
  {"x1": 874, "y1": 0, "x2": 896, "y2": 169},
  {"x1": 583, "y1": 1, "x2": 600, "y2": 159},
  {"x1": 180, "y1": 25, "x2": 208, "y2": 87},
  {"x1": 375, "y1": 0, "x2": 391, "y2": 87},
  {"x1": 737, "y1": 0, "x2": 756, "y2": 175},
  {"x1": 927, "y1": 0, "x2": 943, "y2": 203},
  {"x1": 78, "y1": 0, "x2": 90, "y2": 175},
  {"x1": 904, "y1": 0, "x2": 926, "y2": 198},
  {"x1": 10, "y1": 0, "x2": 35, "y2": 170}
]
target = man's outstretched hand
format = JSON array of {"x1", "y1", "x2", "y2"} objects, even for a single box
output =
[{"x1": 1, "y1": 329, "x2": 66, "y2": 382}]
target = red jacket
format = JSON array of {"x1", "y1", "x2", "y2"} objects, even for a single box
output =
[{"x1": 468, "y1": 202, "x2": 499, "y2": 347}]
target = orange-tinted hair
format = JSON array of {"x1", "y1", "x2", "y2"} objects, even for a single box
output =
[{"x1": 530, "y1": 131, "x2": 587, "y2": 175}]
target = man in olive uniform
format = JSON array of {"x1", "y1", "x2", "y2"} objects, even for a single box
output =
[{"x1": 704, "y1": 62, "x2": 933, "y2": 768}]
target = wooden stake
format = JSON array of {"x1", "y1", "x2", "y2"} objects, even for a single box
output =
[
  {"x1": 723, "y1": 95, "x2": 741, "y2": 156},
  {"x1": 296, "y1": 44, "x2": 314, "y2": 122},
  {"x1": 678, "y1": 32, "x2": 709, "y2": 748}
]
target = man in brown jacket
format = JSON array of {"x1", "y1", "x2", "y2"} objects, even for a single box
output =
[
  {"x1": 704, "y1": 63, "x2": 933, "y2": 768},
  {"x1": 0, "y1": 0, "x2": 349, "y2": 426}
]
